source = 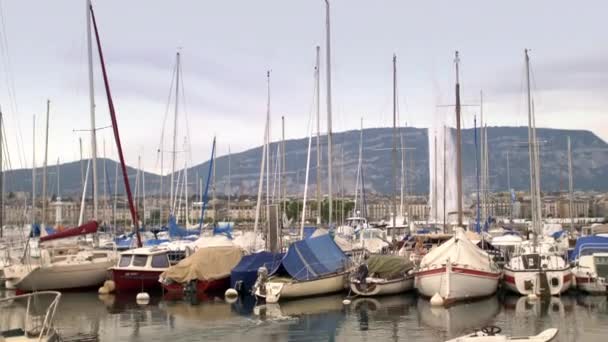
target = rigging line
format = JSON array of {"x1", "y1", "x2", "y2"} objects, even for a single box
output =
[
  {"x1": 158, "y1": 60, "x2": 177, "y2": 167},
  {"x1": 178, "y1": 59, "x2": 193, "y2": 166},
  {"x1": 0, "y1": 0, "x2": 25, "y2": 169}
]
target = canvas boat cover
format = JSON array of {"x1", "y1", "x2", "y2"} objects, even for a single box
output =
[
  {"x1": 419, "y1": 228, "x2": 495, "y2": 271},
  {"x1": 568, "y1": 235, "x2": 608, "y2": 261},
  {"x1": 366, "y1": 255, "x2": 414, "y2": 280},
  {"x1": 230, "y1": 251, "x2": 284, "y2": 290},
  {"x1": 161, "y1": 246, "x2": 243, "y2": 284},
  {"x1": 272, "y1": 234, "x2": 349, "y2": 281}
]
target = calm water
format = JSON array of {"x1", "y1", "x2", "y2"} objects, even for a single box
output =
[{"x1": 1, "y1": 290, "x2": 607, "y2": 341}]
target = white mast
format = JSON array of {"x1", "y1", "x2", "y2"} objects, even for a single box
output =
[
  {"x1": 324, "y1": 0, "x2": 334, "y2": 226},
  {"x1": 228, "y1": 145, "x2": 231, "y2": 219},
  {"x1": 265, "y1": 71, "x2": 271, "y2": 235},
  {"x1": 212, "y1": 138, "x2": 216, "y2": 224},
  {"x1": 300, "y1": 114, "x2": 314, "y2": 239},
  {"x1": 31, "y1": 115, "x2": 36, "y2": 227},
  {"x1": 567, "y1": 136, "x2": 574, "y2": 231},
  {"x1": 354, "y1": 118, "x2": 363, "y2": 216},
  {"x1": 184, "y1": 138, "x2": 190, "y2": 227},
  {"x1": 42, "y1": 100, "x2": 50, "y2": 228},
  {"x1": 78, "y1": 160, "x2": 91, "y2": 226},
  {"x1": 170, "y1": 52, "x2": 181, "y2": 214},
  {"x1": 391, "y1": 54, "x2": 397, "y2": 239},
  {"x1": 315, "y1": 45, "x2": 322, "y2": 225},
  {"x1": 86, "y1": 0, "x2": 98, "y2": 220},
  {"x1": 253, "y1": 96, "x2": 269, "y2": 235},
  {"x1": 142, "y1": 156, "x2": 146, "y2": 227},
  {"x1": 103, "y1": 139, "x2": 107, "y2": 225},
  {"x1": 525, "y1": 49, "x2": 540, "y2": 242}
]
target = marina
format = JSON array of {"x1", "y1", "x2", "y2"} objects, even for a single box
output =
[{"x1": 1, "y1": 1, "x2": 608, "y2": 341}]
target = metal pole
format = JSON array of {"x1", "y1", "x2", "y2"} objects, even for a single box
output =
[
  {"x1": 42, "y1": 100, "x2": 50, "y2": 227},
  {"x1": 170, "y1": 52, "x2": 180, "y2": 214},
  {"x1": 567, "y1": 136, "x2": 574, "y2": 231},
  {"x1": 0, "y1": 109, "x2": 3, "y2": 238},
  {"x1": 86, "y1": 0, "x2": 98, "y2": 220},
  {"x1": 391, "y1": 54, "x2": 397, "y2": 239},
  {"x1": 32, "y1": 115, "x2": 36, "y2": 226},
  {"x1": 315, "y1": 45, "x2": 322, "y2": 225},
  {"x1": 324, "y1": 0, "x2": 334, "y2": 226},
  {"x1": 454, "y1": 51, "x2": 463, "y2": 228}
]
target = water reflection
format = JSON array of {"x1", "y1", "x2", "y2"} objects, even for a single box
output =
[
  {"x1": 417, "y1": 296, "x2": 500, "y2": 339},
  {"x1": 2, "y1": 289, "x2": 608, "y2": 341}
]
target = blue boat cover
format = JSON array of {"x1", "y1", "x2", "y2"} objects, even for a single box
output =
[
  {"x1": 230, "y1": 251, "x2": 284, "y2": 292},
  {"x1": 272, "y1": 234, "x2": 349, "y2": 281},
  {"x1": 30, "y1": 224, "x2": 56, "y2": 237},
  {"x1": 213, "y1": 222, "x2": 233, "y2": 239},
  {"x1": 568, "y1": 235, "x2": 608, "y2": 261},
  {"x1": 303, "y1": 226, "x2": 317, "y2": 239},
  {"x1": 168, "y1": 215, "x2": 200, "y2": 238}
]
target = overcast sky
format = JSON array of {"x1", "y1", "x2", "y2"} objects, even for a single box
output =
[{"x1": 0, "y1": 0, "x2": 606, "y2": 173}]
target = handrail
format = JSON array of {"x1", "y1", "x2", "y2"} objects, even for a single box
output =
[{"x1": 0, "y1": 291, "x2": 61, "y2": 341}]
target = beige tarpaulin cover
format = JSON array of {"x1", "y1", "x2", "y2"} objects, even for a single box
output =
[{"x1": 161, "y1": 246, "x2": 243, "y2": 283}]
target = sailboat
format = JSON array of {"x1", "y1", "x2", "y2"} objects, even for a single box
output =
[
  {"x1": 414, "y1": 52, "x2": 501, "y2": 305},
  {"x1": 2, "y1": 1, "x2": 133, "y2": 292},
  {"x1": 502, "y1": 50, "x2": 572, "y2": 297}
]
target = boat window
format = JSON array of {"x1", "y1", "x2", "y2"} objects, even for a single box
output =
[
  {"x1": 151, "y1": 254, "x2": 170, "y2": 268},
  {"x1": 132, "y1": 255, "x2": 148, "y2": 267},
  {"x1": 522, "y1": 254, "x2": 540, "y2": 270},
  {"x1": 118, "y1": 255, "x2": 132, "y2": 267}
]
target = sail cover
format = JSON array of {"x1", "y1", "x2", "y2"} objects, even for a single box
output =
[
  {"x1": 272, "y1": 234, "x2": 349, "y2": 281},
  {"x1": 161, "y1": 246, "x2": 243, "y2": 283},
  {"x1": 419, "y1": 228, "x2": 494, "y2": 271},
  {"x1": 39, "y1": 220, "x2": 98, "y2": 243},
  {"x1": 366, "y1": 255, "x2": 414, "y2": 280},
  {"x1": 230, "y1": 251, "x2": 284, "y2": 291}
]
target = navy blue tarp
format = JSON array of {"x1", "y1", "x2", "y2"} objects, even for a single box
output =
[
  {"x1": 272, "y1": 234, "x2": 349, "y2": 281},
  {"x1": 569, "y1": 235, "x2": 608, "y2": 261},
  {"x1": 230, "y1": 251, "x2": 283, "y2": 293},
  {"x1": 303, "y1": 226, "x2": 317, "y2": 239}
]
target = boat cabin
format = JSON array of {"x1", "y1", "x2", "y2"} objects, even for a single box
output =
[{"x1": 115, "y1": 247, "x2": 171, "y2": 271}]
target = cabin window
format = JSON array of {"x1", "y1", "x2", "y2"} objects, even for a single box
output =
[
  {"x1": 118, "y1": 255, "x2": 132, "y2": 267},
  {"x1": 132, "y1": 255, "x2": 148, "y2": 267},
  {"x1": 151, "y1": 254, "x2": 170, "y2": 268}
]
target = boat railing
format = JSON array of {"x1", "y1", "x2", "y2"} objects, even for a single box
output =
[{"x1": 0, "y1": 291, "x2": 62, "y2": 340}]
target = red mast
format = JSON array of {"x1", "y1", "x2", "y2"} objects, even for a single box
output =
[{"x1": 89, "y1": 4, "x2": 142, "y2": 247}]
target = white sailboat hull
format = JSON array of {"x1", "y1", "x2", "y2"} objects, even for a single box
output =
[
  {"x1": 503, "y1": 268, "x2": 572, "y2": 296},
  {"x1": 7, "y1": 258, "x2": 114, "y2": 291},
  {"x1": 257, "y1": 272, "x2": 347, "y2": 303},
  {"x1": 349, "y1": 274, "x2": 414, "y2": 296},
  {"x1": 415, "y1": 265, "x2": 500, "y2": 303}
]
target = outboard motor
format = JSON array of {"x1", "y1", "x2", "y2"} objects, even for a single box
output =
[
  {"x1": 253, "y1": 266, "x2": 269, "y2": 297},
  {"x1": 354, "y1": 263, "x2": 369, "y2": 285}
]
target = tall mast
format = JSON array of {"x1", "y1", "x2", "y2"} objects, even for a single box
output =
[
  {"x1": 32, "y1": 115, "x2": 36, "y2": 226},
  {"x1": 265, "y1": 71, "x2": 271, "y2": 235},
  {"x1": 354, "y1": 118, "x2": 363, "y2": 215},
  {"x1": 324, "y1": 0, "x2": 334, "y2": 226},
  {"x1": 184, "y1": 138, "x2": 189, "y2": 226},
  {"x1": 142, "y1": 156, "x2": 146, "y2": 227},
  {"x1": 228, "y1": 145, "x2": 232, "y2": 218},
  {"x1": 79, "y1": 137, "x2": 84, "y2": 192},
  {"x1": 443, "y1": 125, "x2": 447, "y2": 230},
  {"x1": 212, "y1": 140, "x2": 216, "y2": 224},
  {"x1": 253, "y1": 76, "x2": 270, "y2": 234},
  {"x1": 454, "y1": 51, "x2": 463, "y2": 227},
  {"x1": 90, "y1": 2, "x2": 141, "y2": 246},
  {"x1": 567, "y1": 136, "x2": 574, "y2": 231},
  {"x1": 507, "y1": 150, "x2": 512, "y2": 220},
  {"x1": 86, "y1": 0, "x2": 98, "y2": 220},
  {"x1": 281, "y1": 116, "x2": 285, "y2": 216},
  {"x1": 433, "y1": 132, "x2": 438, "y2": 224},
  {"x1": 0, "y1": 109, "x2": 3, "y2": 238},
  {"x1": 159, "y1": 142, "x2": 164, "y2": 224},
  {"x1": 42, "y1": 100, "x2": 50, "y2": 228},
  {"x1": 525, "y1": 49, "x2": 538, "y2": 242},
  {"x1": 103, "y1": 139, "x2": 107, "y2": 224},
  {"x1": 315, "y1": 45, "x2": 322, "y2": 225},
  {"x1": 479, "y1": 91, "x2": 485, "y2": 225},
  {"x1": 391, "y1": 54, "x2": 397, "y2": 239},
  {"x1": 170, "y1": 52, "x2": 181, "y2": 214}
]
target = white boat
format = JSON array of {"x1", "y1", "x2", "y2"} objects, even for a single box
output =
[
  {"x1": 253, "y1": 235, "x2": 351, "y2": 303},
  {"x1": 258, "y1": 272, "x2": 348, "y2": 303},
  {"x1": 503, "y1": 241, "x2": 572, "y2": 296},
  {"x1": 0, "y1": 291, "x2": 62, "y2": 342},
  {"x1": 414, "y1": 228, "x2": 501, "y2": 304},
  {"x1": 446, "y1": 327, "x2": 558, "y2": 342},
  {"x1": 3, "y1": 221, "x2": 117, "y2": 291},
  {"x1": 4, "y1": 247, "x2": 116, "y2": 292},
  {"x1": 570, "y1": 236, "x2": 608, "y2": 294},
  {"x1": 349, "y1": 254, "x2": 414, "y2": 296}
]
